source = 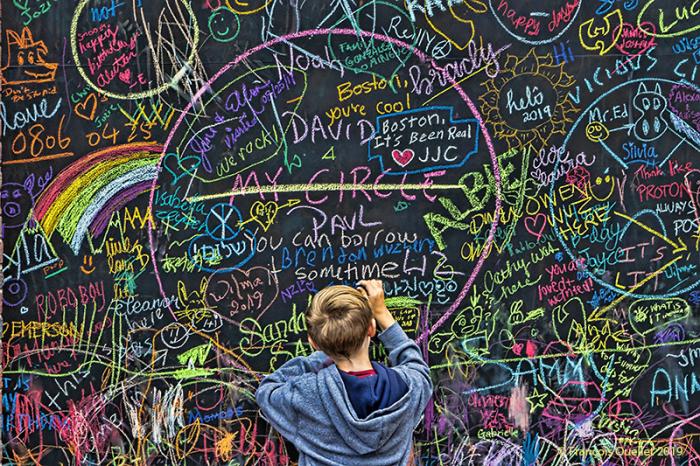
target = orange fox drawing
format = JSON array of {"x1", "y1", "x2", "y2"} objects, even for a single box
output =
[{"x1": 1, "y1": 27, "x2": 58, "y2": 86}]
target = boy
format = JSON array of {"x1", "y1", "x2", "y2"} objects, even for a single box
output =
[{"x1": 255, "y1": 280, "x2": 433, "y2": 465}]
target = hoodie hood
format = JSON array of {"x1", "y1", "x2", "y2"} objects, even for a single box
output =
[
  {"x1": 317, "y1": 363, "x2": 412, "y2": 455},
  {"x1": 338, "y1": 362, "x2": 409, "y2": 420}
]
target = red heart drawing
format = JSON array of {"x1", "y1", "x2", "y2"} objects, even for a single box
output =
[
  {"x1": 391, "y1": 149, "x2": 414, "y2": 167},
  {"x1": 525, "y1": 340, "x2": 537, "y2": 358},
  {"x1": 118, "y1": 68, "x2": 132, "y2": 84},
  {"x1": 524, "y1": 213, "x2": 547, "y2": 239},
  {"x1": 613, "y1": 22, "x2": 656, "y2": 57}
]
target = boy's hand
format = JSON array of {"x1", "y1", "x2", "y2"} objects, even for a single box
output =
[{"x1": 357, "y1": 279, "x2": 396, "y2": 330}]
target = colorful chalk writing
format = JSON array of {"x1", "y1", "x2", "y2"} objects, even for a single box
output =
[{"x1": 2, "y1": 1, "x2": 700, "y2": 465}]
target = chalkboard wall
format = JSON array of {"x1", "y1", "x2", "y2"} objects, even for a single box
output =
[{"x1": 3, "y1": 0, "x2": 700, "y2": 464}]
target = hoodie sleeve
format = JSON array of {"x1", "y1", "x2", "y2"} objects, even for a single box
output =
[
  {"x1": 377, "y1": 323, "x2": 433, "y2": 416},
  {"x1": 255, "y1": 351, "x2": 329, "y2": 440}
]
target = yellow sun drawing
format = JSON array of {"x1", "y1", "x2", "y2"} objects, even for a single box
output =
[{"x1": 479, "y1": 49, "x2": 579, "y2": 151}]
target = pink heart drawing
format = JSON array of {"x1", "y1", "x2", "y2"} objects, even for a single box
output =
[
  {"x1": 524, "y1": 213, "x2": 547, "y2": 240},
  {"x1": 512, "y1": 342, "x2": 523, "y2": 355},
  {"x1": 118, "y1": 68, "x2": 132, "y2": 84},
  {"x1": 391, "y1": 149, "x2": 414, "y2": 167}
]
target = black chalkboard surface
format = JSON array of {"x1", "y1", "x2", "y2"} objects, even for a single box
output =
[{"x1": 2, "y1": 0, "x2": 700, "y2": 464}]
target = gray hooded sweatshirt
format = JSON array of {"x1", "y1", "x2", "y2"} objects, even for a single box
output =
[{"x1": 255, "y1": 323, "x2": 433, "y2": 465}]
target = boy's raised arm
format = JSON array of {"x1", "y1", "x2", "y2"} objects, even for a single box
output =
[{"x1": 357, "y1": 280, "x2": 433, "y2": 403}]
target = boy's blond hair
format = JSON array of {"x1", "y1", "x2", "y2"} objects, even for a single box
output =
[{"x1": 306, "y1": 285, "x2": 372, "y2": 358}]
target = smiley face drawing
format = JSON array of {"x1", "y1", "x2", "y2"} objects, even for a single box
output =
[
  {"x1": 208, "y1": 7, "x2": 240, "y2": 42},
  {"x1": 585, "y1": 121, "x2": 610, "y2": 142},
  {"x1": 225, "y1": 0, "x2": 272, "y2": 14},
  {"x1": 488, "y1": 0, "x2": 582, "y2": 45}
]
